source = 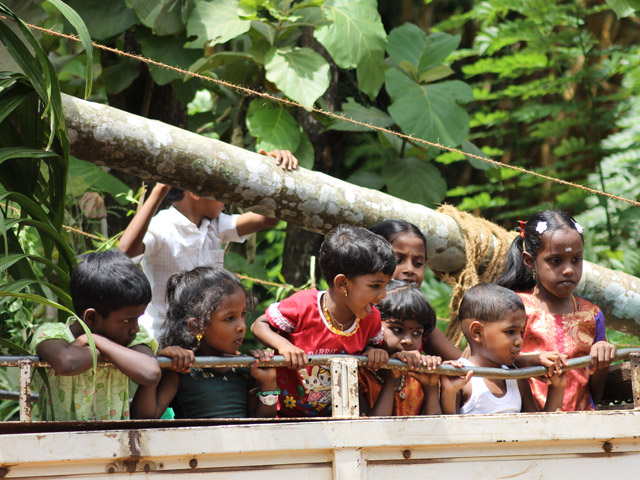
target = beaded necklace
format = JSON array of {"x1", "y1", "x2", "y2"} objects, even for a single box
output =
[{"x1": 322, "y1": 293, "x2": 360, "y2": 337}]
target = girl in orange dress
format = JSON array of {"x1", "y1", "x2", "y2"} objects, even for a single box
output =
[
  {"x1": 359, "y1": 280, "x2": 442, "y2": 416},
  {"x1": 497, "y1": 210, "x2": 616, "y2": 411}
]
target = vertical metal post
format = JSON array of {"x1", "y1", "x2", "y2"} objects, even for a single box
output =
[
  {"x1": 19, "y1": 359, "x2": 32, "y2": 422},
  {"x1": 330, "y1": 357, "x2": 359, "y2": 418},
  {"x1": 630, "y1": 353, "x2": 640, "y2": 410}
]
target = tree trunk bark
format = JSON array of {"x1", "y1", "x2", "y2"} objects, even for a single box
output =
[{"x1": 61, "y1": 94, "x2": 640, "y2": 337}]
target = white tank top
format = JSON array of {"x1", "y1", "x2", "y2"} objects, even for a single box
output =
[{"x1": 458, "y1": 357, "x2": 522, "y2": 414}]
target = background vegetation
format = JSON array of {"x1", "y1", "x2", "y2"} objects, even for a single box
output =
[{"x1": 2, "y1": 0, "x2": 640, "y2": 418}]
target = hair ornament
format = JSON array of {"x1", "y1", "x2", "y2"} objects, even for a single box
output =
[
  {"x1": 515, "y1": 220, "x2": 527, "y2": 238},
  {"x1": 535, "y1": 221, "x2": 548, "y2": 235},
  {"x1": 573, "y1": 220, "x2": 584, "y2": 234}
]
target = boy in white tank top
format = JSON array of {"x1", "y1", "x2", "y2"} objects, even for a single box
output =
[{"x1": 441, "y1": 284, "x2": 566, "y2": 414}]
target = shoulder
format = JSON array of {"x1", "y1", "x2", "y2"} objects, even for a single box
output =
[
  {"x1": 128, "y1": 326, "x2": 159, "y2": 354},
  {"x1": 31, "y1": 322, "x2": 73, "y2": 352},
  {"x1": 575, "y1": 296, "x2": 601, "y2": 314}
]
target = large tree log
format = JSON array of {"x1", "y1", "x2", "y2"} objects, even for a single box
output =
[{"x1": 62, "y1": 94, "x2": 640, "y2": 337}]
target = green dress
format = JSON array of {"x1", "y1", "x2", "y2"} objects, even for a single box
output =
[{"x1": 30, "y1": 320, "x2": 158, "y2": 421}]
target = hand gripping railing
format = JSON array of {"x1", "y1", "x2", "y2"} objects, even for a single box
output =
[{"x1": 2, "y1": 348, "x2": 640, "y2": 421}]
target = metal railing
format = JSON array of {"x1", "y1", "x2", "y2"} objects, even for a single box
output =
[{"x1": 2, "y1": 348, "x2": 640, "y2": 422}]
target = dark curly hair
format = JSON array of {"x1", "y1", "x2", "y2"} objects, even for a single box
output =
[
  {"x1": 159, "y1": 267, "x2": 257, "y2": 349},
  {"x1": 369, "y1": 219, "x2": 427, "y2": 254},
  {"x1": 377, "y1": 279, "x2": 436, "y2": 335}
]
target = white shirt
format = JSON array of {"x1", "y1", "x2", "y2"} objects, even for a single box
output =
[
  {"x1": 458, "y1": 358, "x2": 522, "y2": 415},
  {"x1": 136, "y1": 206, "x2": 245, "y2": 338}
]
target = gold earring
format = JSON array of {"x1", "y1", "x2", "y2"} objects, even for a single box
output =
[
  {"x1": 532, "y1": 271, "x2": 537, "y2": 281},
  {"x1": 195, "y1": 333, "x2": 203, "y2": 349},
  {"x1": 344, "y1": 289, "x2": 348, "y2": 297}
]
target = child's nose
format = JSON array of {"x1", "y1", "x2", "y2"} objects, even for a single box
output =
[{"x1": 130, "y1": 320, "x2": 140, "y2": 335}]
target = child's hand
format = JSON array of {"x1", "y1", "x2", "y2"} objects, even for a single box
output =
[
  {"x1": 440, "y1": 370, "x2": 473, "y2": 394},
  {"x1": 392, "y1": 351, "x2": 442, "y2": 371},
  {"x1": 537, "y1": 350, "x2": 568, "y2": 378},
  {"x1": 548, "y1": 369, "x2": 567, "y2": 388},
  {"x1": 157, "y1": 346, "x2": 195, "y2": 374},
  {"x1": 259, "y1": 149, "x2": 299, "y2": 171},
  {"x1": 365, "y1": 347, "x2": 389, "y2": 371},
  {"x1": 70, "y1": 334, "x2": 104, "y2": 361},
  {"x1": 589, "y1": 341, "x2": 616, "y2": 373},
  {"x1": 278, "y1": 344, "x2": 309, "y2": 370},
  {"x1": 248, "y1": 350, "x2": 276, "y2": 383}
]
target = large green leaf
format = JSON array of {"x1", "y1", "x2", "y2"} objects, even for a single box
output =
[
  {"x1": 65, "y1": 0, "x2": 138, "y2": 40},
  {"x1": 126, "y1": 0, "x2": 186, "y2": 36},
  {"x1": 246, "y1": 99, "x2": 300, "y2": 153},
  {"x1": 68, "y1": 157, "x2": 131, "y2": 205},
  {"x1": 386, "y1": 69, "x2": 471, "y2": 147},
  {"x1": 101, "y1": 58, "x2": 141, "y2": 95},
  {"x1": 382, "y1": 157, "x2": 447, "y2": 206},
  {"x1": 136, "y1": 31, "x2": 201, "y2": 85},
  {"x1": 313, "y1": 0, "x2": 386, "y2": 97},
  {"x1": 264, "y1": 47, "x2": 330, "y2": 108},
  {"x1": 48, "y1": 0, "x2": 94, "y2": 98},
  {"x1": 293, "y1": 131, "x2": 314, "y2": 170},
  {"x1": 329, "y1": 97, "x2": 394, "y2": 132},
  {"x1": 186, "y1": 0, "x2": 251, "y2": 48},
  {"x1": 606, "y1": 0, "x2": 640, "y2": 17}
]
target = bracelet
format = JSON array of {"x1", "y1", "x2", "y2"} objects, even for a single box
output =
[
  {"x1": 258, "y1": 394, "x2": 279, "y2": 406},
  {"x1": 257, "y1": 389, "x2": 281, "y2": 397}
]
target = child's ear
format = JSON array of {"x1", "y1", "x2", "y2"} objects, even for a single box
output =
[
  {"x1": 468, "y1": 320, "x2": 484, "y2": 344},
  {"x1": 522, "y1": 250, "x2": 535, "y2": 273},
  {"x1": 333, "y1": 274, "x2": 349, "y2": 295},
  {"x1": 187, "y1": 317, "x2": 200, "y2": 335},
  {"x1": 83, "y1": 308, "x2": 99, "y2": 327}
]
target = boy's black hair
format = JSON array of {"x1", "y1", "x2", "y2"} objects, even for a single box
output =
[
  {"x1": 369, "y1": 219, "x2": 427, "y2": 253},
  {"x1": 496, "y1": 210, "x2": 583, "y2": 291},
  {"x1": 166, "y1": 187, "x2": 185, "y2": 204},
  {"x1": 319, "y1": 224, "x2": 396, "y2": 287},
  {"x1": 160, "y1": 267, "x2": 257, "y2": 349},
  {"x1": 459, "y1": 284, "x2": 524, "y2": 324},
  {"x1": 377, "y1": 279, "x2": 436, "y2": 335},
  {"x1": 70, "y1": 249, "x2": 151, "y2": 319}
]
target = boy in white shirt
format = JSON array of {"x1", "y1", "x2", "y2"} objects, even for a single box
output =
[{"x1": 119, "y1": 150, "x2": 297, "y2": 338}]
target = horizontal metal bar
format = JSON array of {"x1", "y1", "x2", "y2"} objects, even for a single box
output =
[{"x1": 2, "y1": 348, "x2": 639, "y2": 379}]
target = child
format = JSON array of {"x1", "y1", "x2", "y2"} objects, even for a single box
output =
[
  {"x1": 251, "y1": 224, "x2": 396, "y2": 417},
  {"x1": 440, "y1": 284, "x2": 566, "y2": 415},
  {"x1": 369, "y1": 220, "x2": 461, "y2": 360},
  {"x1": 31, "y1": 250, "x2": 161, "y2": 421},
  {"x1": 118, "y1": 149, "x2": 298, "y2": 339},
  {"x1": 359, "y1": 280, "x2": 442, "y2": 416},
  {"x1": 131, "y1": 267, "x2": 278, "y2": 419},
  {"x1": 496, "y1": 210, "x2": 616, "y2": 411}
]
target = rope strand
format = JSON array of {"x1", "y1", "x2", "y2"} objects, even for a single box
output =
[{"x1": 1, "y1": 15, "x2": 638, "y2": 208}]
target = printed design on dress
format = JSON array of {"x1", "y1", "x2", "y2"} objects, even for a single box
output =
[{"x1": 299, "y1": 365, "x2": 332, "y2": 406}]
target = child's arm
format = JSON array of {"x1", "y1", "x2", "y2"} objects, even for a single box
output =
[
  {"x1": 36, "y1": 337, "x2": 103, "y2": 376},
  {"x1": 236, "y1": 213, "x2": 279, "y2": 236},
  {"x1": 365, "y1": 369, "x2": 403, "y2": 417},
  {"x1": 76, "y1": 333, "x2": 161, "y2": 385},
  {"x1": 440, "y1": 361, "x2": 473, "y2": 415},
  {"x1": 251, "y1": 314, "x2": 309, "y2": 369},
  {"x1": 519, "y1": 370, "x2": 566, "y2": 412},
  {"x1": 247, "y1": 349, "x2": 279, "y2": 417},
  {"x1": 130, "y1": 346, "x2": 194, "y2": 419},
  {"x1": 515, "y1": 350, "x2": 568, "y2": 377},
  {"x1": 588, "y1": 340, "x2": 616, "y2": 404},
  {"x1": 118, "y1": 183, "x2": 171, "y2": 258},
  {"x1": 422, "y1": 328, "x2": 462, "y2": 361}
]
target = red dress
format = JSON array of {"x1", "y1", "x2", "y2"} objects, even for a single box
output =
[
  {"x1": 519, "y1": 292, "x2": 607, "y2": 411},
  {"x1": 266, "y1": 289, "x2": 384, "y2": 417}
]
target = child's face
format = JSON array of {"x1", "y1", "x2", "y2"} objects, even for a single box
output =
[
  {"x1": 199, "y1": 289, "x2": 247, "y2": 356},
  {"x1": 197, "y1": 197, "x2": 225, "y2": 220},
  {"x1": 530, "y1": 228, "x2": 583, "y2": 299},
  {"x1": 92, "y1": 304, "x2": 146, "y2": 346},
  {"x1": 480, "y1": 310, "x2": 526, "y2": 367},
  {"x1": 382, "y1": 318, "x2": 424, "y2": 354},
  {"x1": 390, "y1": 232, "x2": 425, "y2": 287},
  {"x1": 343, "y1": 272, "x2": 391, "y2": 320}
]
